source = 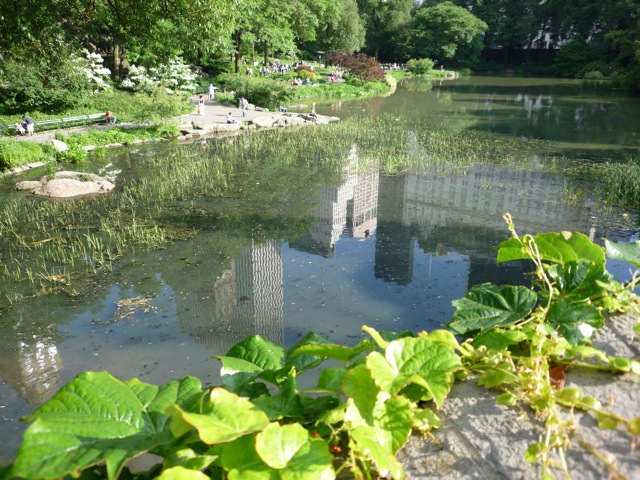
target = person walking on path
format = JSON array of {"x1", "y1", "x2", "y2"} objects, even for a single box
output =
[
  {"x1": 241, "y1": 97, "x2": 249, "y2": 117},
  {"x1": 198, "y1": 95, "x2": 205, "y2": 116},
  {"x1": 208, "y1": 84, "x2": 215, "y2": 102}
]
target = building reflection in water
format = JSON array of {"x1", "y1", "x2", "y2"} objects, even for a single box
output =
[
  {"x1": 291, "y1": 145, "x2": 379, "y2": 256},
  {"x1": 177, "y1": 239, "x2": 283, "y2": 353},
  {"x1": 0, "y1": 335, "x2": 61, "y2": 405}
]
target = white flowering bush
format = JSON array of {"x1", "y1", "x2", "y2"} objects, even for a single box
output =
[
  {"x1": 73, "y1": 49, "x2": 112, "y2": 92},
  {"x1": 120, "y1": 64, "x2": 156, "y2": 93},
  {"x1": 121, "y1": 57, "x2": 196, "y2": 95}
]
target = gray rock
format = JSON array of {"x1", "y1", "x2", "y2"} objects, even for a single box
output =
[
  {"x1": 15, "y1": 171, "x2": 115, "y2": 199},
  {"x1": 50, "y1": 139, "x2": 68, "y2": 152},
  {"x1": 399, "y1": 312, "x2": 640, "y2": 479}
]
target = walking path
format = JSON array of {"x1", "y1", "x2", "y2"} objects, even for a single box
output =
[{"x1": 6, "y1": 97, "x2": 332, "y2": 144}]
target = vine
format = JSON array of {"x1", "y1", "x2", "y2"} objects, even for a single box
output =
[{"x1": 5, "y1": 216, "x2": 640, "y2": 480}]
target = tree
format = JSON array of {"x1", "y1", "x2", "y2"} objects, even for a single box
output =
[
  {"x1": 410, "y1": 1, "x2": 487, "y2": 66},
  {"x1": 357, "y1": 0, "x2": 414, "y2": 61},
  {"x1": 309, "y1": 0, "x2": 366, "y2": 54}
]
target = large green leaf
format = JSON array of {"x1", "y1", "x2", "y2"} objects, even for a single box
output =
[
  {"x1": 288, "y1": 341, "x2": 373, "y2": 364},
  {"x1": 546, "y1": 301, "x2": 604, "y2": 345},
  {"x1": 216, "y1": 356, "x2": 264, "y2": 394},
  {"x1": 448, "y1": 284, "x2": 537, "y2": 335},
  {"x1": 371, "y1": 396, "x2": 413, "y2": 453},
  {"x1": 221, "y1": 434, "x2": 276, "y2": 480},
  {"x1": 170, "y1": 388, "x2": 270, "y2": 445},
  {"x1": 252, "y1": 370, "x2": 303, "y2": 421},
  {"x1": 605, "y1": 239, "x2": 640, "y2": 268},
  {"x1": 372, "y1": 337, "x2": 461, "y2": 408},
  {"x1": 11, "y1": 372, "x2": 202, "y2": 480},
  {"x1": 225, "y1": 336, "x2": 286, "y2": 384},
  {"x1": 351, "y1": 426, "x2": 404, "y2": 480},
  {"x1": 285, "y1": 331, "x2": 331, "y2": 373},
  {"x1": 340, "y1": 364, "x2": 380, "y2": 424},
  {"x1": 255, "y1": 423, "x2": 309, "y2": 469},
  {"x1": 546, "y1": 259, "x2": 611, "y2": 301},
  {"x1": 155, "y1": 466, "x2": 211, "y2": 480},
  {"x1": 497, "y1": 232, "x2": 605, "y2": 266}
]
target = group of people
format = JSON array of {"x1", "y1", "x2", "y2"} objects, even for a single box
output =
[{"x1": 15, "y1": 116, "x2": 34, "y2": 136}]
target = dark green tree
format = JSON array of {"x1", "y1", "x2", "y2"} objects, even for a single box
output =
[{"x1": 410, "y1": 1, "x2": 487, "y2": 66}]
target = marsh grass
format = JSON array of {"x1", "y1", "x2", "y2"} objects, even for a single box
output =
[{"x1": 1, "y1": 114, "x2": 635, "y2": 311}]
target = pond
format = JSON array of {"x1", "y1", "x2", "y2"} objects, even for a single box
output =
[{"x1": 1, "y1": 76, "x2": 639, "y2": 462}]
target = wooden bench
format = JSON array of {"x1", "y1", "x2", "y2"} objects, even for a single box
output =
[{"x1": 2, "y1": 113, "x2": 107, "y2": 136}]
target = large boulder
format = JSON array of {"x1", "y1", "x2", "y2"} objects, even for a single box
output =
[{"x1": 15, "y1": 171, "x2": 115, "y2": 199}]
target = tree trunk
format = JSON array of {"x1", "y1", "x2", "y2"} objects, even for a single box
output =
[
  {"x1": 113, "y1": 39, "x2": 122, "y2": 80},
  {"x1": 263, "y1": 43, "x2": 269, "y2": 65},
  {"x1": 234, "y1": 29, "x2": 245, "y2": 74}
]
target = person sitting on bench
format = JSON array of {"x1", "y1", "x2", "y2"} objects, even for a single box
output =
[{"x1": 105, "y1": 110, "x2": 117, "y2": 125}]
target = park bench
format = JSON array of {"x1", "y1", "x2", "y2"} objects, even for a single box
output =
[{"x1": 2, "y1": 113, "x2": 106, "y2": 136}]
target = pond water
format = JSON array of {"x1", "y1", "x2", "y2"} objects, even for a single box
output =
[{"x1": 1, "y1": 76, "x2": 640, "y2": 461}]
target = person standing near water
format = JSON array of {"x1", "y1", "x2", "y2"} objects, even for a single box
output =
[{"x1": 198, "y1": 95, "x2": 205, "y2": 116}]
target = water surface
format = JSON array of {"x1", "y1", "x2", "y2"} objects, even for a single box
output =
[{"x1": 1, "y1": 76, "x2": 639, "y2": 461}]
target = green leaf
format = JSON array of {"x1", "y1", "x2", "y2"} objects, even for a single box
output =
[
  {"x1": 300, "y1": 396, "x2": 339, "y2": 422},
  {"x1": 496, "y1": 392, "x2": 518, "y2": 407},
  {"x1": 368, "y1": 337, "x2": 462, "y2": 408},
  {"x1": 371, "y1": 395, "x2": 413, "y2": 453},
  {"x1": 595, "y1": 412, "x2": 620, "y2": 429},
  {"x1": 546, "y1": 259, "x2": 611, "y2": 302},
  {"x1": 351, "y1": 426, "x2": 404, "y2": 480},
  {"x1": 11, "y1": 372, "x2": 202, "y2": 480},
  {"x1": 255, "y1": 423, "x2": 309, "y2": 469},
  {"x1": 225, "y1": 336, "x2": 286, "y2": 384},
  {"x1": 280, "y1": 437, "x2": 335, "y2": 480},
  {"x1": 341, "y1": 364, "x2": 380, "y2": 423},
  {"x1": 285, "y1": 332, "x2": 331, "y2": 373},
  {"x1": 216, "y1": 356, "x2": 264, "y2": 394},
  {"x1": 525, "y1": 442, "x2": 545, "y2": 463},
  {"x1": 419, "y1": 329, "x2": 461, "y2": 351},
  {"x1": 317, "y1": 367, "x2": 347, "y2": 394},
  {"x1": 413, "y1": 408, "x2": 441, "y2": 432},
  {"x1": 472, "y1": 329, "x2": 528, "y2": 351},
  {"x1": 288, "y1": 342, "x2": 372, "y2": 364},
  {"x1": 170, "y1": 388, "x2": 270, "y2": 445},
  {"x1": 478, "y1": 362, "x2": 517, "y2": 388},
  {"x1": 546, "y1": 301, "x2": 603, "y2": 345},
  {"x1": 605, "y1": 239, "x2": 640, "y2": 268},
  {"x1": 155, "y1": 466, "x2": 211, "y2": 480},
  {"x1": 221, "y1": 434, "x2": 276, "y2": 480},
  {"x1": 554, "y1": 388, "x2": 584, "y2": 407},
  {"x1": 498, "y1": 232, "x2": 605, "y2": 266},
  {"x1": 252, "y1": 370, "x2": 303, "y2": 421},
  {"x1": 448, "y1": 284, "x2": 537, "y2": 335}
]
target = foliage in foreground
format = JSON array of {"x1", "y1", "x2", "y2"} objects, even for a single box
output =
[
  {"x1": 7, "y1": 216, "x2": 640, "y2": 480},
  {"x1": 0, "y1": 141, "x2": 51, "y2": 171}
]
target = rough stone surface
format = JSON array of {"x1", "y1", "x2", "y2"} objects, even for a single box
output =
[
  {"x1": 15, "y1": 171, "x2": 115, "y2": 198},
  {"x1": 50, "y1": 139, "x2": 68, "y2": 152},
  {"x1": 399, "y1": 312, "x2": 640, "y2": 479}
]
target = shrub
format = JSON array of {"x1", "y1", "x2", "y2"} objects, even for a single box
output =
[
  {"x1": 215, "y1": 74, "x2": 296, "y2": 110},
  {"x1": 583, "y1": 70, "x2": 604, "y2": 80},
  {"x1": 88, "y1": 89, "x2": 192, "y2": 123},
  {"x1": 0, "y1": 58, "x2": 92, "y2": 114},
  {"x1": 120, "y1": 57, "x2": 197, "y2": 95},
  {"x1": 406, "y1": 58, "x2": 435, "y2": 75},
  {"x1": 325, "y1": 52, "x2": 385, "y2": 82},
  {"x1": 57, "y1": 143, "x2": 88, "y2": 163},
  {"x1": 0, "y1": 140, "x2": 49, "y2": 170}
]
